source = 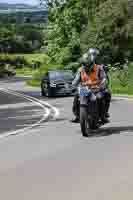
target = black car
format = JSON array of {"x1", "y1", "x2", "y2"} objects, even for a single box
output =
[{"x1": 41, "y1": 70, "x2": 75, "y2": 97}]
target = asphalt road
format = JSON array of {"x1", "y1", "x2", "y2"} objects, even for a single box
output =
[
  {"x1": 0, "y1": 90, "x2": 46, "y2": 134},
  {"x1": 0, "y1": 76, "x2": 133, "y2": 200}
]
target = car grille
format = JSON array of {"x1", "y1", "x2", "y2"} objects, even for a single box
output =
[
  {"x1": 57, "y1": 82, "x2": 72, "y2": 89},
  {"x1": 57, "y1": 83, "x2": 65, "y2": 88}
]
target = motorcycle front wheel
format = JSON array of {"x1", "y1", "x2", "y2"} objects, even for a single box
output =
[{"x1": 80, "y1": 107, "x2": 89, "y2": 137}]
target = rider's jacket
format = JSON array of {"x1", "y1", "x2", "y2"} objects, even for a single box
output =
[
  {"x1": 72, "y1": 64, "x2": 106, "y2": 105},
  {"x1": 80, "y1": 64, "x2": 97, "y2": 83},
  {"x1": 72, "y1": 64, "x2": 106, "y2": 91}
]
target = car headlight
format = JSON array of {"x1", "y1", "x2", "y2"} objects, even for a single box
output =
[{"x1": 50, "y1": 82, "x2": 56, "y2": 87}]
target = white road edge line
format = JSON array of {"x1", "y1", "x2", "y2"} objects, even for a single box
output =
[
  {"x1": 6, "y1": 88, "x2": 60, "y2": 118},
  {"x1": 39, "y1": 100, "x2": 60, "y2": 118},
  {"x1": 0, "y1": 88, "x2": 59, "y2": 139},
  {"x1": 113, "y1": 96, "x2": 131, "y2": 101},
  {"x1": 1, "y1": 88, "x2": 60, "y2": 118},
  {"x1": 0, "y1": 89, "x2": 130, "y2": 139}
]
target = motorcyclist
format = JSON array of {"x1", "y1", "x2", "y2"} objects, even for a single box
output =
[{"x1": 71, "y1": 48, "x2": 109, "y2": 124}]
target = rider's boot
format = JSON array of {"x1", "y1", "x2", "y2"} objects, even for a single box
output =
[
  {"x1": 100, "y1": 116, "x2": 110, "y2": 124},
  {"x1": 98, "y1": 99, "x2": 110, "y2": 124},
  {"x1": 105, "y1": 112, "x2": 110, "y2": 118},
  {"x1": 71, "y1": 117, "x2": 80, "y2": 123}
]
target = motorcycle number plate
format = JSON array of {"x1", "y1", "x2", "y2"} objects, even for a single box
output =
[{"x1": 79, "y1": 88, "x2": 91, "y2": 96}]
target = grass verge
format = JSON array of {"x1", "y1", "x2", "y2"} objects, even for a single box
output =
[
  {"x1": 26, "y1": 63, "x2": 133, "y2": 96},
  {"x1": 26, "y1": 79, "x2": 41, "y2": 87},
  {"x1": 26, "y1": 78, "x2": 129, "y2": 95},
  {"x1": 16, "y1": 67, "x2": 35, "y2": 76}
]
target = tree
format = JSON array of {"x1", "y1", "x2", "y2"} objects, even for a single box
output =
[
  {"x1": 40, "y1": 0, "x2": 131, "y2": 66},
  {"x1": 46, "y1": 0, "x2": 81, "y2": 64},
  {"x1": 80, "y1": 0, "x2": 128, "y2": 63}
]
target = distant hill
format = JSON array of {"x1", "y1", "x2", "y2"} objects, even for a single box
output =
[
  {"x1": 0, "y1": 3, "x2": 38, "y2": 10},
  {"x1": 0, "y1": 3, "x2": 47, "y2": 24},
  {"x1": 0, "y1": 3, "x2": 46, "y2": 12}
]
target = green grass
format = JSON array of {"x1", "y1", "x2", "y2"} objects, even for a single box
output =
[
  {"x1": 128, "y1": 63, "x2": 133, "y2": 95},
  {"x1": 0, "y1": 53, "x2": 50, "y2": 76},
  {"x1": 111, "y1": 63, "x2": 133, "y2": 95},
  {"x1": 111, "y1": 72, "x2": 128, "y2": 94},
  {"x1": 26, "y1": 79, "x2": 41, "y2": 87},
  {"x1": 26, "y1": 78, "x2": 129, "y2": 94},
  {"x1": 26, "y1": 63, "x2": 133, "y2": 96},
  {"x1": 16, "y1": 67, "x2": 35, "y2": 76},
  {"x1": 0, "y1": 53, "x2": 49, "y2": 63}
]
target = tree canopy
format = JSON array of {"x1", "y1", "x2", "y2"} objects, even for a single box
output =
[{"x1": 43, "y1": 0, "x2": 130, "y2": 65}]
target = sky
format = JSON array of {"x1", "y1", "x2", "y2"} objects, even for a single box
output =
[{"x1": 0, "y1": 0, "x2": 39, "y2": 5}]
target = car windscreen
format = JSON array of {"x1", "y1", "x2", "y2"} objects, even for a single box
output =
[
  {"x1": 63, "y1": 72, "x2": 74, "y2": 80},
  {"x1": 49, "y1": 71, "x2": 74, "y2": 81}
]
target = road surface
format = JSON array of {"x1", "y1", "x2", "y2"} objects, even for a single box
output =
[
  {"x1": 0, "y1": 76, "x2": 133, "y2": 200},
  {"x1": 0, "y1": 89, "x2": 48, "y2": 134}
]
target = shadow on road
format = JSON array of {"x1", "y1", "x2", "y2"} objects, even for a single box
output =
[
  {"x1": 22, "y1": 91, "x2": 41, "y2": 98},
  {"x1": 11, "y1": 90, "x2": 74, "y2": 100},
  {"x1": 87, "y1": 125, "x2": 133, "y2": 138},
  {"x1": 10, "y1": 89, "x2": 124, "y2": 104}
]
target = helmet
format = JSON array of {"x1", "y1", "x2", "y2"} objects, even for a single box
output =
[
  {"x1": 81, "y1": 48, "x2": 100, "y2": 66},
  {"x1": 87, "y1": 48, "x2": 100, "y2": 63}
]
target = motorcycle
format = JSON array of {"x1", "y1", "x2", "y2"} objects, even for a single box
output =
[{"x1": 79, "y1": 87, "x2": 106, "y2": 137}]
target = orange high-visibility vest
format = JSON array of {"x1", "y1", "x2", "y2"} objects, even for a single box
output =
[{"x1": 80, "y1": 64, "x2": 97, "y2": 82}]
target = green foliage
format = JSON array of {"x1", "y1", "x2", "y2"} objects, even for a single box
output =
[
  {"x1": 16, "y1": 67, "x2": 33, "y2": 75},
  {"x1": 45, "y1": 0, "x2": 130, "y2": 67},
  {"x1": 26, "y1": 79, "x2": 41, "y2": 87},
  {"x1": 80, "y1": 0, "x2": 128, "y2": 63},
  {"x1": 128, "y1": 63, "x2": 133, "y2": 94},
  {"x1": 0, "y1": 53, "x2": 50, "y2": 69},
  {"x1": 0, "y1": 21, "x2": 45, "y2": 53},
  {"x1": 47, "y1": 0, "x2": 81, "y2": 65},
  {"x1": 117, "y1": 69, "x2": 128, "y2": 87},
  {"x1": 31, "y1": 62, "x2": 64, "y2": 81},
  {"x1": 65, "y1": 62, "x2": 80, "y2": 73}
]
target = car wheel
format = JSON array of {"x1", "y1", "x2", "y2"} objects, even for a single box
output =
[
  {"x1": 41, "y1": 82, "x2": 46, "y2": 96},
  {"x1": 45, "y1": 89, "x2": 49, "y2": 97},
  {"x1": 45, "y1": 84, "x2": 52, "y2": 97},
  {"x1": 46, "y1": 88, "x2": 53, "y2": 97},
  {"x1": 41, "y1": 88, "x2": 45, "y2": 96}
]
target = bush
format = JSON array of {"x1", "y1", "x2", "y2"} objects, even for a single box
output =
[
  {"x1": 0, "y1": 53, "x2": 50, "y2": 69},
  {"x1": 110, "y1": 62, "x2": 132, "y2": 94},
  {"x1": 32, "y1": 70, "x2": 42, "y2": 80},
  {"x1": 128, "y1": 63, "x2": 133, "y2": 94},
  {"x1": 13, "y1": 56, "x2": 28, "y2": 68},
  {"x1": 31, "y1": 63, "x2": 64, "y2": 81},
  {"x1": 0, "y1": 54, "x2": 28, "y2": 68},
  {"x1": 65, "y1": 62, "x2": 80, "y2": 72}
]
